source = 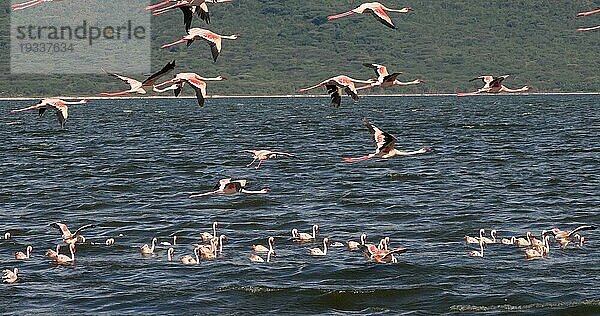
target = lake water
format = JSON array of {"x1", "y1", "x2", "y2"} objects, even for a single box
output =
[{"x1": 1, "y1": 95, "x2": 598, "y2": 314}]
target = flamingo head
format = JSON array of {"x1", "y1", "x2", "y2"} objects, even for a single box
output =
[
  {"x1": 402, "y1": 7, "x2": 413, "y2": 12},
  {"x1": 3, "y1": 232, "x2": 10, "y2": 240},
  {"x1": 490, "y1": 230, "x2": 497, "y2": 238},
  {"x1": 421, "y1": 146, "x2": 433, "y2": 153},
  {"x1": 323, "y1": 238, "x2": 329, "y2": 244},
  {"x1": 291, "y1": 229, "x2": 298, "y2": 237},
  {"x1": 268, "y1": 237, "x2": 275, "y2": 244},
  {"x1": 360, "y1": 233, "x2": 367, "y2": 244},
  {"x1": 415, "y1": 79, "x2": 426, "y2": 84}
]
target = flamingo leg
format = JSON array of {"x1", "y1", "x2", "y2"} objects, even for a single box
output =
[
  {"x1": 246, "y1": 158, "x2": 257, "y2": 168},
  {"x1": 153, "y1": 3, "x2": 183, "y2": 15},
  {"x1": 577, "y1": 8, "x2": 600, "y2": 17},
  {"x1": 297, "y1": 83, "x2": 325, "y2": 92},
  {"x1": 145, "y1": 0, "x2": 172, "y2": 11},
  {"x1": 457, "y1": 90, "x2": 483, "y2": 97},
  {"x1": 10, "y1": 104, "x2": 46, "y2": 113},
  {"x1": 190, "y1": 191, "x2": 221, "y2": 198},
  {"x1": 255, "y1": 160, "x2": 262, "y2": 169},
  {"x1": 12, "y1": 0, "x2": 45, "y2": 11},
  {"x1": 100, "y1": 90, "x2": 133, "y2": 96},
  {"x1": 327, "y1": 11, "x2": 356, "y2": 20},
  {"x1": 342, "y1": 156, "x2": 371, "y2": 163},
  {"x1": 577, "y1": 25, "x2": 600, "y2": 32},
  {"x1": 161, "y1": 39, "x2": 187, "y2": 48}
]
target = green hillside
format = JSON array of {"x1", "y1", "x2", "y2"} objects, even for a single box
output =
[{"x1": 1, "y1": 0, "x2": 599, "y2": 97}]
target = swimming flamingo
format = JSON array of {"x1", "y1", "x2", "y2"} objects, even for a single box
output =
[
  {"x1": 514, "y1": 232, "x2": 533, "y2": 247},
  {"x1": 458, "y1": 75, "x2": 530, "y2": 96},
  {"x1": 45, "y1": 245, "x2": 60, "y2": 259},
  {"x1": 201, "y1": 221, "x2": 218, "y2": 242},
  {"x1": 249, "y1": 249, "x2": 274, "y2": 263},
  {"x1": 54, "y1": 244, "x2": 76, "y2": 264},
  {"x1": 357, "y1": 63, "x2": 424, "y2": 90},
  {"x1": 10, "y1": 98, "x2": 88, "y2": 129},
  {"x1": 240, "y1": 150, "x2": 295, "y2": 169},
  {"x1": 465, "y1": 229, "x2": 485, "y2": 244},
  {"x1": 468, "y1": 239, "x2": 485, "y2": 258},
  {"x1": 480, "y1": 230, "x2": 498, "y2": 244},
  {"x1": 308, "y1": 238, "x2": 329, "y2": 256},
  {"x1": 343, "y1": 119, "x2": 432, "y2": 162},
  {"x1": 181, "y1": 248, "x2": 200, "y2": 264},
  {"x1": 189, "y1": 178, "x2": 271, "y2": 198},
  {"x1": 2, "y1": 268, "x2": 18, "y2": 284},
  {"x1": 327, "y1": 2, "x2": 413, "y2": 29},
  {"x1": 291, "y1": 225, "x2": 319, "y2": 242},
  {"x1": 167, "y1": 247, "x2": 175, "y2": 261},
  {"x1": 14, "y1": 246, "x2": 32, "y2": 260},
  {"x1": 160, "y1": 236, "x2": 178, "y2": 246},
  {"x1": 523, "y1": 236, "x2": 550, "y2": 260},
  {"x1": 161, "y1": 28, "x2": 240, "y2": 62},
  {"x1": 140, "y1": 237, "x2": 158, "y2": 255},
  {"x1": 347, "y1": 233, "x2": 367, "y2": 251},
  {"x1": 100, "y1": 71, "x2": 146, "y2": 96},
  {"x1": 154, "y1": 72, "x2": 226, "y2": 107},
  {"x1": 297, "y1": 75, "x2": 375, "y2": 108},
  {"x1": 252, "y1": 236, "x2": 275, "y2": 254},
  {"x1": 50, "y1": 222, "x2": 94, "y2": 245},
  {"x1": 198, "y1": 238, "x2": 218, "y2": 260}
]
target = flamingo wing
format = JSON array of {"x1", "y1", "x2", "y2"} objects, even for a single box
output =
[
  {"x1": 344, "y1": 86, "x2": 359, "y2": 101},
  {"x1": 383, "y1": 72, "x2": 401, "y2": 83},
  {"x1": 363, "y1": 63, "x2": 389, "y2": 78},
  {"x1": 50, "y1": 222, "x2": 72, "y2": 236},
  {"x1": 488, "y1": 75, "x2": 509, "y2": 88},
  {"x1": 72, "y1": 224, "x2": 95, "y2": 237},
  {"x1": 567, "y1": 225, "x2": 597, "y2": 238},
  {"x1": 196, "y1": 3, "x2": 210, "y2": 24},
  {"x1": 179, "y1": 6, "x2": 194, "y2": 33},
  {"x1": 326, "y1": 85, "x2": 342, "y2": 108},
  {"x1": 55, "y1": 105, "x2": 68, "y2": 128},
  {"x1": 363, "y1": 119, "x2": 397, "y2": 155},
  {"x1": 370, "y1": 7, "x2": 395, "y2": 29},
  {"x1": 183, "y1": 77, "x2": 207, "y2": 107},
  {"x1": 142, "y1": 60, "x2": 176, "y2": 86},
  {"x1": 469, "y1": 76, "x2": 494, "y2": 84},
  {"x1": 106, "y1": 72, "x2": 142, "y2": 88}
]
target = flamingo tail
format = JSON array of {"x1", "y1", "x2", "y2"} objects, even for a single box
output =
[
  {"x1": 327, "y1": 11, "x2": 355, "y2": 20},
  {"x1": 343, "y1": 156, "x2": 371, "y2": 163},
  {"x1": 161, "y1": 39, "x2": 186, "y2": 48}
]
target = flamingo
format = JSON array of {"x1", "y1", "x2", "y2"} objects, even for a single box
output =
[
  {"x1": 480, "y1": 230, "x2": 498, "y2": 244},
  {"x1": 201, "y1": 221, "x2": 218, "y2": 242},
  {"x1": 458, "y1": 75, "x2": 530, "y2": 96},
  {"x1": 105, "y1": 238, "x2": 115, "y2": 246},
  {"x1": 465, "y1": 229, "x2": 485, "y2": 244},
  {"x1": 347, "y1": 233, "x2": 367, "y2": 251},
  {"x1": 514, "y1": 232, "x2": 533, "y2": 247},
  {"x1": 150, "y1": 0, "x2": 232, "y2": 31},
  {"x1": 358, "y1": 243, "x2": 407, "y2": 263},
  {"x1": 167, "y1": 247, "x2": 175, "y2": 261},
  {"x1": 14, "y1": 246, "x2": 32, "y2": 260},
  {"x1": 297, "y1": 75, "x2": 374, "y2": 108},
  {"x1": 308, "y1": 238, "x2": 329, "y2": 256},
  {"x1": 181, "y1": 248, "x2": 200, "y2": 264},
  {"x1": 523, "y1": 236, "x2": 550, "y2": 260},
  {"x1": 291, "y1": 225, "x2": 319, "y2": 242},
  {"x1": 240, "y1": 150, "x2": 295, "y2": 169},
  {"x1": 160, "y1": 235, "x2": 177, "y2": 246},
  {"x1": 198, "y1": 238, "x2": 218, "y2": 260},
  {"x1": 154, "y1": 72, "x2": 226, "y2": 107},
  {"x1": 101, "y1": 71, "x2": 146, "y2": 96},
  {"x1": 49, "y1": 222, "x2": 94, "y2": 245},
  {"x1": 161, "y1": 28, "x2": 240, "y2": 62},
  {"x1": 252, "y1": 236, "x2": 275, "y2": 254},
  {"x1": 343, "y1": 119, "x2": 432, "y2": 162},
  {"x1": 551, "y1": 225, "x2": 596, "y2": 247},
  {"x1": 2, "y1": 268, "x2": 18, "y2": 284},
  {"x1": 217, "y1": 234, "x2": 227, "y2": 255},
  {"x1": 357, "y1": 63, "x2": 424, "y2": 90},
  {"x1": 11, "y1": 0, "x2": 60, "y2": 11},
  {"x1": 468, "y1": 239, "x2": 485, "y2": 257},
  {"x1": 140, "y1": 237, "x2": 158, "y2": 255},
  {"x1": 54, "y1": 244, "x2": 76, "y2": 264},
  {"x1": 45, "y1": 245, "x2": 60, "y2": 259},
  {"x1": 10, "y1": 98, "x2": 88, "y2": 129},
  {"x1": 327, "y1": 2, "x2": 413, "y2": 29},
  {"x1": 189, "y1": 178, "x2": 271, "y2": 198},
  {"x1": 249, "y1": 249, "x2": 274, "y2": 263}
]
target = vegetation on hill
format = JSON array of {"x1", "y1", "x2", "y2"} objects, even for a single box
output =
[{"x1": 0, "y1": 0, "x2": 599, "y2": 97}]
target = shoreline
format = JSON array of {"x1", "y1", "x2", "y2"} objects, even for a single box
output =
[{"x1": 0, "y1": 92, "x2": 598, "y2": 101}]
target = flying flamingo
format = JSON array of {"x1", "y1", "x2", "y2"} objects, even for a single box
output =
[
  {"x1": 101, "y1": 71, "x2": 146, "y2": 96},
  {"x1": 14, "y1": 246, "x2": 32, "y2": 260},
  {"x1": 11, "y1": 0, "x2": 61, "y2": 11},
  {"x1": 327, "y1": 2, "x2": 413, "y2": 29},
  {"x1": 10, "y1": 98, "x2": 88, "y2": 129},
  {"x1": 154, "y1": 72, "x2": 226, "y2": 107},
  {"x1": 50, "y1": 222, "x2": 94, "y2": 245},
  {"x1": 458, "y1": 75, "x2": 530, "y2": 96},
  {"x1": 297, "y1": 75, "x2": 375, "y2": 108},
  {"x1": 161, "y1": 28, "x2": 240, "y2": 62},
  {"x1": 149, "y1": 0, "x2": 232, "y2": 31},
  {"x1": 357, "y1": 63, "x2": 424, "y2": 90},
  {"x1": 189, "y1": 178, "x2": 271, "y2": 198},
  {"x1": 141, "y1": 60, "x2": 177, "y2": 86},
  {"x1": 343, "y1": 119, "x2": 432, "y2": 163},
  {"x1": 240, "y1": 150, "x2": 295, "y2": 169}
]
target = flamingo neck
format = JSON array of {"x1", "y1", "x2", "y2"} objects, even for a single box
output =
[
  {"x1": 323, "y1": 241, "x2": 328, "y2": 255},
  {"x1": 327, "y1": 10, "x2": 355, "y2": 20}
]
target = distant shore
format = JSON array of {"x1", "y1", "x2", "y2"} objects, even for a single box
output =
[{"x1": 0, "y1": 92, "x2": 598, "y2": 101}]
